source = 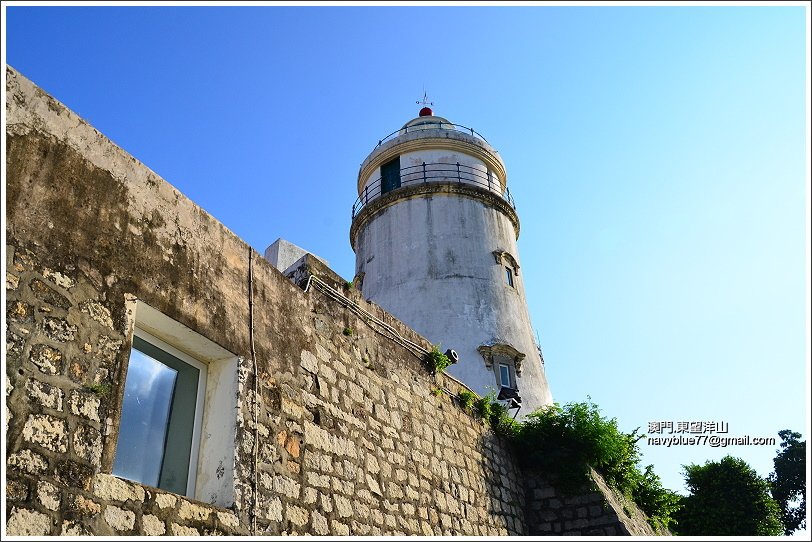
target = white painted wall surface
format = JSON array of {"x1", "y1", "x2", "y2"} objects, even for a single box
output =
[{"x1": 354, "y1": 194, "x2": 553, "y2": 413}]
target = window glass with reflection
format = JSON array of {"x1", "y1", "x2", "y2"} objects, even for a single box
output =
[{"x1": 113, "y1": 335, "x2": 200, "y2": 494}]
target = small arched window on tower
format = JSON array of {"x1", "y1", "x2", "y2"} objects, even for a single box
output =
[
  {"x1": 493, "y1": 250, "x2": 520, "y2": 289},
  {"x1": 477, "y1": 342, "x2": 526, "y2": 399}
]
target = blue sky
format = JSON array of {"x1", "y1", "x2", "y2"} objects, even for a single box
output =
[{"x1": 4, "y1": 3, "x2": 809, "y2": 504}]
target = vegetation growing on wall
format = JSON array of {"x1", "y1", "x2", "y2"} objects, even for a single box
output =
[
  {"x1": 455, "y1": 394, "x2": 680, "y2": 531},
  {"x1": 425, "y1": 345, "x2": 451, "y2": 373},
  {"x1": 473, "y1": 392, "x2": 495, "y2": 420},
  {"x1": 457, "y1": 389, "x2": 476, "y2": 410},
  {"x1": 449, "y1": 384, "x2": 803, "y2": 535},
  {"x1": 85, "y1": 382, "x2": 111, "y2": 397},
  {"x1": 503, "y1": 400, "x2": 680, "y2": 531}
]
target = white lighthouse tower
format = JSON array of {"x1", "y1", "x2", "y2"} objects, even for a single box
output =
[{"x1": 350, "y1": 104, "x2": 553, "y2": 413}]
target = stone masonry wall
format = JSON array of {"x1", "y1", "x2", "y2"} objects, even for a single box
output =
[
  {"x1": 524, "y1": 469, "x2": 660, "y2": 536},
  {"x1": 5, "y1": 65, "x2": 526, "y2": 536}
]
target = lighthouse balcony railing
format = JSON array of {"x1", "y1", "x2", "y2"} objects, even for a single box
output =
[
  {"x1": 352, "y1": 162, "x2": 515, "y2": 219},
  {"x1": 374, "y1": 122, "x2": 489, "y2": 150}
]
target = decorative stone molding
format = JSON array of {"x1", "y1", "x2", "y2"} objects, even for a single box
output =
[
  {"x1": 477, "y1": 342, "x2": 526, "y2": 376},
  {"x1": 492, "y1": 250, "x2": 520, "y2": 275}
]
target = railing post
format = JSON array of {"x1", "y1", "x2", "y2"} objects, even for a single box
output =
[
  {"x1": 487, "y1": 170, "x2": 492, "y2": 192},
  {"x1": 456, "y1": 162, "x2": 461, "y2": 183},
  {"x1": 364, "y1": 185, "x2": 369, "y2": 205},
  {"x1": 422, "y1": 162, "x2": 427, "y2": 183}
]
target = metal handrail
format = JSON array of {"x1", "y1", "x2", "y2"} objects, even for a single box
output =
[
  {"x1": 352, "y1": 161, "x2": 515, "y2": 219},
  {"x1": 374, "y1": 121, "x2": 489, "y2": 150}
]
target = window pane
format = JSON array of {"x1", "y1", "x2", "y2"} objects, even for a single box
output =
[
  {"x1": 113, "y1": 347, "x2": 178, "y2": 487},
  {"x1": 505, "y1": 267, "x2": 514, "y2": 287},
  {"x1": 158, "y1": 354, "x2": 200, "y2": 494},
  {"x1": 499, "y1": 364, "x2": 511, "y2": 388}
]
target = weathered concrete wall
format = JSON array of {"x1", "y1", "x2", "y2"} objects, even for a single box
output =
[
  {"x1": 352, "y1": 189, "x2": 553, "y2": 413},
  {"x1": 5, "y1": 65, "x2": 656, "y2": 537}
]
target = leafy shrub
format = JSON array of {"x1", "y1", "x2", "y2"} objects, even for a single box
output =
[
  {"x1": 465, "y1": 389, "x2": 519, "y2": 435},
  {"x1": 457, "y1": 389, "x2": 476, "y2": 410},
  {"x1": 632, "y1": 465, "x2": 682, "y2": 532},
  {"x1": 510, "y1": 399, "x2": 679, "y2": 530},
  {"x1": 425, "y1": 345, "x2": 451, "y2": 373},
  {"x1": 488, "y1": 400, "x2": 518, "y2": 436},
  {"x1": 473, "y1": 394, "x2": 494, "y2": 420}
]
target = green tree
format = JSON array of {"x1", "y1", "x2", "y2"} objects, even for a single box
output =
[
  {"x1": 673, "y1": 455, "x2": 783, "y2": 535},
  {"x1": 769, "y1": 429, "x2": 806, "y2": 534}
]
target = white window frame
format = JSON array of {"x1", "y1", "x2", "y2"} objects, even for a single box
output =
[
  {"x1": 497, "y1": 362, "x2": 513, "y2": 389},
  {"x1": 117, "y1": 297, "x2": 240, "y2": 507}
]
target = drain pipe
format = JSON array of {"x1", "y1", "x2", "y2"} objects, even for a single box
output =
[{"x1": 248, "y1": 248, "x2": 259, "y2": 535}]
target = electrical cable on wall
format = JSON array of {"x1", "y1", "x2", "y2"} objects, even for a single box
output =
[{"x1": 303, "y1": 273, "x2": 476, "y2": 396}]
